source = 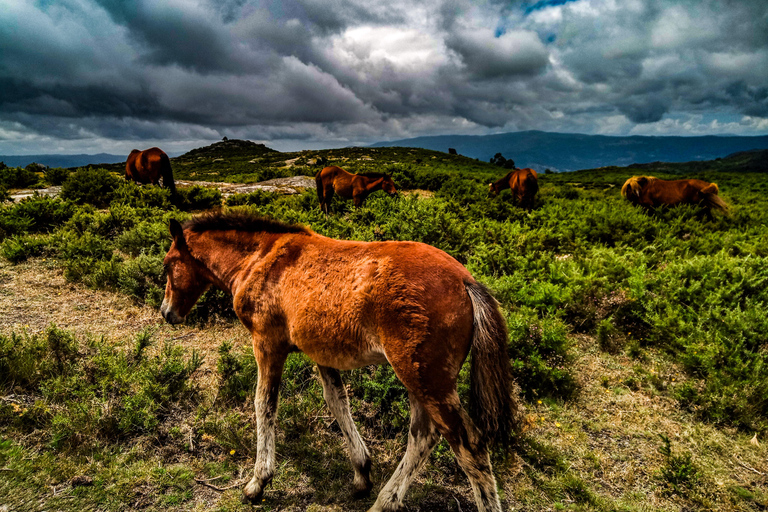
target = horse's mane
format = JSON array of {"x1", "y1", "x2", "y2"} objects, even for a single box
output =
[
  {"x1": 358, "y1": 172, "x2": 391, "y2": 179},
  {"x1": 183, "y1": 211, "x2": 309, "y2": 234},
  {"x1": 621, "y1": 175, "x2": 657, "y2": 198}
]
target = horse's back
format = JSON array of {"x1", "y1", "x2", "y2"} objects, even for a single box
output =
[
  {"x1": 248, "y1": 235, "x2": 475, "y2": 374},
  {"x1": 319, "y1": 166, "x2": 355, "y2": 198}
]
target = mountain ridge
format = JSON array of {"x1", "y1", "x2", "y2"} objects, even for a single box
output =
[{"x1": 370, "y1": 130, "x2": 768, "y2": 172}]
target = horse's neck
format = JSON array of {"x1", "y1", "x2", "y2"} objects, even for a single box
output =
[
  {"x1": 189, "y1": 231, "x2": 262, "y2": 294},
  {"x1": 365, "y1": 177, "x2": 384, "y2": 191},
  {"x1": 494, "y1": 175, "x2": 511, "y2": 190}
]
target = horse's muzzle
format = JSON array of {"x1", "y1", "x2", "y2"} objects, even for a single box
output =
[{"x1": 160, "y1": 301, "x2": 184, "y2": 325}]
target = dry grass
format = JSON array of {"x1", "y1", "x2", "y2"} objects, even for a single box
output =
[{"x1": 1, "y1": 259, "x2": 766, "y2": 511}]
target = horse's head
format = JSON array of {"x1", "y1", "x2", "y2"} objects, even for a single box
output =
[
  {"x1": 621, "y1": 176, "x2": 651, "y2": 203},
  {"x1": 160, "y1": 219, "x2": 212, "y2": 324},
  {"x1": 382, "y1": 176, "x2": 397, "y2": 195},
  {"x1": 489, "y1": 182, "x2": 501, "y2": 196}
]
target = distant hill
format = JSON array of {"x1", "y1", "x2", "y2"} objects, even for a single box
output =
[
  {"x1": 0, "y1": 153, "x2": 126, "y2": 169},
  {"x1": 369, "y1": 130, "x2": 768, "y2": 172}
]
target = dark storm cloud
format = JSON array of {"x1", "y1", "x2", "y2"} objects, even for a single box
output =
[
  {"x1": 445, "y1": 29, "x2": 549, "y2": 78},
  {"x1": 1, "y1": 0, "x2": 767, "y2": 154}
]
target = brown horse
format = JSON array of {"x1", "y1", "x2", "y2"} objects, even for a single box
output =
[
  {"x1": 125, "y1": 147, "x2": 177, "y2": 196},
  {"x1": 621, "y1": 176, "x2": 728, "y2": 215},
  {"x1": 489, "y1": 167, "x2": 538, "y2": 210},
  {"x1": 160, "y1": 211, "x2": 523, "y2": 512},
  {"x1": 316, "y1": 166, "x2": 397, "y2": 214}
]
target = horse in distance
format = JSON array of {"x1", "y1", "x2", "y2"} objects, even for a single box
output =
[
  {"x1": 315, "y1": 165, "x2": 397, "y2": 214},
  {"x1": 159, "y1": 211, "x2": 524, "y2": 512},
  {"x1": 489, "y1": 167, "x2": 539, "y2": 210},
  {"x1": 621, "y1": 176, "x2": 728, "y2": 216},
  {"x1": 125, "y1": 147, "x2": 177, "y2": 197}
]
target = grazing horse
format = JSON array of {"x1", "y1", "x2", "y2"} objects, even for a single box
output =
[
  {"x1": 316, "y1": 166, "x2": 397, "y2": 214},
  {"x1": 160, "y1": 211, "x2": 524, "y2": 512},
  {"x1": 621, "y1": 176, "x2": 728, "y2": 215},
  {"x1": 489, "y1": 167, "x2": 539, "y2": 210},
  {"x1": 125, "y1": 147, "x2": 177, "y2": 196}
]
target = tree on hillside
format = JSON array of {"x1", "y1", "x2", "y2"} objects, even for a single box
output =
[{"x1": 490, "y1": 153, "x2": 515, "y2": 169}]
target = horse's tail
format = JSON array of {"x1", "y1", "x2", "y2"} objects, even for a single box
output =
[
  {"x1": 315, "y1": 170, "x2": 324, "y2": 204},
  {"x1": 159, "y1": 151, "x2": 177, "y2": 197},
  {"x1": 465, "y1": 281, "x2": 525, "y2": 447}
]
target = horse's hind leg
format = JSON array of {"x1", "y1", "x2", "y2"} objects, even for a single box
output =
[
  {"x1": 368, "y1": 396, "x2": 440, "y2": 512},
  {"x1": 243, "y1": 350, "x2": 288, "y2": 504},
  {"x1": 426, "y1": 394, "x2": 502, "y2": 512},
  {"x1": 317, "y1": 366, "x2": 373, "y2": 497}
]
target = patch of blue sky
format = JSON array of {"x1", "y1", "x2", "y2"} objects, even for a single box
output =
[{"x1": 523, "y1": 0, "x2": 580, "y2": 15}]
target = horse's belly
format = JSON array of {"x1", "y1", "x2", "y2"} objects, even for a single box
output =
[{"x1": 294, "y1": 333, "x2": 389, "y2": 370}]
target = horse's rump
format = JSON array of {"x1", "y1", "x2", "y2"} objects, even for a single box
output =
[{"x1": 125, "y1": 147, "x2": 176, "y2": 195}]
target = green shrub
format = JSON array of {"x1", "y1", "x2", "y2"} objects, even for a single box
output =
[
  {"x1": 0, "y1": 234, "x2": 49, "y2": 263},
  {"x1": 115, "y1": 220, "x2": 172, "y2": 257},
  {"x1": 6, "y1": 194, "x2": 75, "y2": 233},
  {"x1": 0, "y1": 165, "x2": 39, "y2": 189},
  {"x1": 44, "y1": 167, "x2": 70, "y2": 185},
  {"x1": 111, "y1": 181, "x2": 173, "y2": 208},
  {"x1": 225, "y1": 189, "x2": 279, "y2": 207},
  {"x1": 118, "y1": 253, "x2": 165, "y2": 305},
  {"x1": 3, "y1": 326, "x2": 202, "y2": 448},
  {"x1": 61, "y1": 167, "x2": 122, "y2": 207},
  {"x1": 176, "y1": 185, "x2": 222, "y2": 211},
  {"x1": 657, "y1": 434, "x2": 699, "y2": 495},
  {"x1": 216, "y1": 341, "x2": 258, "y2": 404},
  {"x1": 507, "y1": 311, "x2": 577, "y2": 400}
]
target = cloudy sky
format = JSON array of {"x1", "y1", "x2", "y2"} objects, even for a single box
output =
[{"x1": 1, "y1": 0, "x2": 767, "y2": 155}]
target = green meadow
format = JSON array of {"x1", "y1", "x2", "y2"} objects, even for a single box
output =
[{"x1": 1, "y1": 144, "x2": 766, "y2": 511}]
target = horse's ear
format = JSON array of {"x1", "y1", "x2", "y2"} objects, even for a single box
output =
[{"x1": 169, "y1": 219, "x2": 186, "y2": 247}]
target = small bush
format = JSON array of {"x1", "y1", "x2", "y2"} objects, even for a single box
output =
[
  {"x1": 225, "y1": 190, "x2": 279, "y2": 207},
  {"x1": 0, "y1": 165, "x2": 39, "y2": 189},
  {"x1": 115, "y1": 220, "x2": 172, "y2": 257},
  {"x1": 61, "y1": 167, "x2": 122, "y2": 207},
  {"x1": 216, "y1": 341, "x2": 258, "y2": 404},
  {"x1": 7, "y1": 194, "x2": 75, "y2": 233},
  {"x1": 111, "y1": 181, "x2": 173, "y2": 208},
  {"x1": 657, "y1": 434, "x2": 700, "y2": 494},
  {"x1": 2, "y1": 326, "x2": 202, "y2": 447},
  {"x1": 118, "y1": 253, "x2": 165, "y2": 305},
  {"x1": 0, "y1": 234, "x2": 48, "y2": 263},
  {"x1": 176, "y1": 185, "x2": 222, "y2": 211},
  {"x1": 44, "y1": 167, "x2": 70, "y2": 185},
  {"x1": 507, "y1": 312, "x2": 577, "y2": 400}
]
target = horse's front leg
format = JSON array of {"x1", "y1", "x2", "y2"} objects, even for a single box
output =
[
  {"x1": 243, "y1": 349, "x2": 288, "y2": 504},
  {"x1": 317, "y1": 365, "x2": 372, "y2": 497}
]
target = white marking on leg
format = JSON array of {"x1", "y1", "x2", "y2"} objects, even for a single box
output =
[{"x1": 244, "y1": 358, "x2": 284, "y2": 502}]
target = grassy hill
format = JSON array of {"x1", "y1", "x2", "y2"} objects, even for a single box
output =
[{"x1": 1, "y1": 143, "x2": 767, "y2": 511}]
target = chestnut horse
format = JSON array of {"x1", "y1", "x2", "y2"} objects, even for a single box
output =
[
  {"x1": 489, "y1": 167, "x2": 538, "y2": 210},
  {"x1": 160, "y1": 211, "x2": 523, "y2": 512},
  {"x1": 316, "y1": 166, "x2": 397, "y2": 214},
  {"x1": 621, "y1": 176, "x2": 728, "y2": 215},
  {"x1": 125, "y1": 147, "x2": 177, "y2": 196}
]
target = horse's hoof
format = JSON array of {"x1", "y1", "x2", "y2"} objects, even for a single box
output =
[
  {"x1": 241, "y1": 490, "x2": 264, "y2": 505},
  {"x1": 352, "y1": 481, "x2": 373, "y2": 499},
  {"x1": 241, "y1": 484, "x2": 265, "y2": 505}
]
